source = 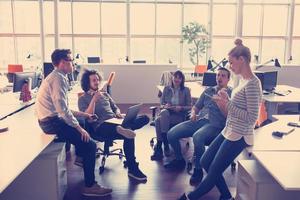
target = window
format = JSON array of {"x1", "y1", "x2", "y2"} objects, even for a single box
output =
[
  {"x1": 243, "y1": 5, "x2": 261, "y2": 36},
  {"x1": 157, "y1": 4, "x2": 181, "y2": 35},
  {"x1": 293, "y1": 6, "x2": 300, "y2": 36},
  {"x1": 261, "y1": 39, "x2": 285, "y2": 62},
  {"x1": 156, "y1": 38, "x2": 180, "y2": 64},
  {"x1": 212, "y1": 5, "x2": 236, "y2": 36},
  {"x1": 14, "y1": 1, "x2": 40, "y2": 34},
  {"x1": 0, "y1": 37, "x2": 15, "y2": 68},
  {"x1": 101, "y1": 3, "x2": 126, "y2": 34},
  {"x1": 59, "y1": 2, "x2": 72, "y2": 34},
  {"x1": 291, "y1": 40, "x2": 300, "y2": 64},
  {"x1": 16, "y1": 37, "x2": 41, "y2": 69},
  {"x1": 73, "y1": 2, "x2": 100, "y2": 34},
  {"x1": 211, "y1": 38, "x2": 233, "y2": 62},
  {"x1": 130, "y1": 3, "x2": 155, "y2": 35},
  {"x1": 183, "y1": 4, "x2": 209, "y2": 28},
  {"x1": 131, "y1": 38, "x2": 154, "y2": 63},
  {"x1": 74, "y1": 38, "x2": 101, "y2": 60},
  {"x1": 242, "y1": 38, "x2": 260, "y2": 63},
  {"x1": 0, "y1": 1, "x2": 13, "y2": 33},
  {"x1": 59, "y1": 37, "x2": 73, "y2": 51},
  {"x1": 44, "y1": 1, "x2": 54, "y2": 34},
  {"x1": 45, "y1": 37, "x2": 55, "y2": 62},
  {"x1": 263, "y1": 5, "x2": 288, "y2": 36},
  {"x1": 102, "y1": 38, "x2": 126, "y2": 64}
]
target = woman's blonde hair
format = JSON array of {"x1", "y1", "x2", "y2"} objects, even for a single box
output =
[{"x1": 228, "y1": 38, "x2": 251, "y2": 64}]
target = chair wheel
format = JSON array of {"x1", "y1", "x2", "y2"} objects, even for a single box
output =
[
  {"x1": 101, "y1": 157, "x2": 106, "y2": 166},
  {"x1": 96, "y1": 154, "x2": 100, "y2": 158},
  {"x1": 99, "y1": 166, "x2": 104, "y2": 174},
  {"x1": 119, "y1": 154, "x2": 123, "y2": 159}
]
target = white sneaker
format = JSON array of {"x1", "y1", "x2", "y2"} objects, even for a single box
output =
[{"x1": 116, "y1": 126, "x2": 136, "y2": 139}]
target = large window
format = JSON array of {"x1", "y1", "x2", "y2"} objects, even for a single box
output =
[{"x1": 2, "y1": 0, "x2": 300, "y2": 70}]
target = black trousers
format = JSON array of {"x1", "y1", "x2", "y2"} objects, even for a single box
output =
[
  {"x1": 93, "y1": 115, "x2": 149, "y2": 167},
  {"x1": 38, "y1": 116, "x2": 96, "y2": 187}
]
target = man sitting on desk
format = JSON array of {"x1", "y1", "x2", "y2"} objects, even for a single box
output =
[
  {"x1": 165, "y1": 67, "x2": 232, "y2": 185},
  {"x1": 78, "y1": 70, "x2": 149, "y2": 181},
  {"x1": 36, "y1": 49, "x2": 112, "y2": 197}
]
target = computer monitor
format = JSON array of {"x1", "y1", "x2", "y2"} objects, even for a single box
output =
[
  {"x1": 43, "y1": 62, "x2": 54, "y2": 78},
  {"x1": 13, "y1": 72, "x2": 37, "y2": 93},
  {"x1": 202, "y1": 72, "x2": 217, "y2": 86},
  {"x1": 87, "y1": 57, "x2": 100, "y2": 64},
  {"x1": 254, "y1": 71, "x2": 278, "y2": 91},
  {"x1": 133, "y1": 60, "x2": 146, "y2": 64}
]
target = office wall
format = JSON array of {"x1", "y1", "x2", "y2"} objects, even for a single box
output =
[{"x1": 83, "y1": 64, "x2": 177, "y2": 104}]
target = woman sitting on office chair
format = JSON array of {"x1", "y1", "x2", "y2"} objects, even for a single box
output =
[
  {"x1": 151, "y1": 70, "x2": 192, "y2": 160},
  {"x1": 178, "y1": 39, "x2": 262, "y2": 200}
]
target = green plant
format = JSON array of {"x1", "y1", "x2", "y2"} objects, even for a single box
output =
[{"x1": 181, "y1": 22, "x2": 210, "y2": 66}]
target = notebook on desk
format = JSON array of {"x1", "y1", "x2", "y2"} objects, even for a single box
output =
[{"x1": 105, "y1": 103, "x2": 142, "y2": 125}]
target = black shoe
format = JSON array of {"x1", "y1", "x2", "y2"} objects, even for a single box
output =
[
  {"x1": 164, "y1": 159, "x2": 186, "y2": 170},
  {"x1": 151, "y1": 145, "x2": 163, "y2": 161},
  {"x1": 178, "y1": 193, "x2": 189, "y2": 200},
  {"x1": 164, "y1": 145, "x2": 171, "y2": 157},
  {"x1": 128, "y1": 163, "x2": 147, "y2": 181},
  {"x1": 219, "y1": 196, "x2": 234, "y2": 200},
  {"x1": 189, "y1": 168, "x2": 203, "y2": 185}
]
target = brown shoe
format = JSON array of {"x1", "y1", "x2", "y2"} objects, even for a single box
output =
[{"x1": 82, "y1": 183, "x2": 112, "y2": 197}]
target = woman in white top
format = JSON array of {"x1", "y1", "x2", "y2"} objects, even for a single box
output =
[{"x1": 179, "y1": 39, "x2": 262, "y2": 200}]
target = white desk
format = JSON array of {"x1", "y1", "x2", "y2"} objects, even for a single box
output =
[
  {"x1": 253, "y1": 151, "x2": 300, "y2": 190},
  {"x1": 0, "y1": 92, "x2": 35, "y2": 120},
  {"x1": 263, "y1": 85, "x2": 300, "y2": 103},
  {"x1": 0, "y1": 106, "x2": 54, "y2": 193},
  {"x1": 251, "y1": 116, "x2": 300, "y2": 152}
]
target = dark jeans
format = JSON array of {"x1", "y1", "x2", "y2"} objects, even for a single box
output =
[
  {"x1": 188, "y1": 134, "x2": 248, "y2": 200},
  {"x1": 93, "y1": 115, "x2": 149, "y2": 167},
  {"x1": 38, "y1": 116, "x2": 96, "y2": 187}
]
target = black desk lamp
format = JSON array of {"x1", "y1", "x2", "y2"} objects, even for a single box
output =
[
  {"x1": 256, "y1": 58, "x2": 281, "y2": 70},
  {"x1": 210, "y1": 58, "x2": 227, "y2": 72}
]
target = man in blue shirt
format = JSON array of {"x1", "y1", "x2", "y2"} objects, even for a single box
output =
[
  {"x1": 36, "y1": 49, "x2": 112, "y2": 197},
  {"x1": 165, "y1": 67, "x2": 232, "y2": 185}
]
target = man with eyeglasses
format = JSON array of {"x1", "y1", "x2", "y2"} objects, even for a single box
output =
[{"x1": 36, "y1": 49, "x2": 112, "y2": 197}]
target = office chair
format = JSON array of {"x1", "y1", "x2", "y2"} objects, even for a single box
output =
[{"x1": 93, "y1": 72, "x2": 126, "y2": 174}]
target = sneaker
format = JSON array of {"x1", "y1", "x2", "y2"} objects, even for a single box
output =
[
  {"x1": 151, "y1": 145, "x2": 163, "y2": 161},
  {"x1": 219, "y1": 196, "x2": 235, "y2": 200},
  {"x1": 164, "y1": 159, "x2": 186, "y2": 170},
  {"x1": 74, "y1": 156, "x2": 83, "y2": 168},
  {"x1": 128, "y1": 163, "x2": 147, "y2": 181},
  {"x1": 116, "y1": 126, "x2": 136, "y2": 139},
  {"x1": 178, "y1": 193, "x2": 190, "y2": 200},
  {"x1": 189, "y1": 168, "x2": 203, "y2": 185},
  {"x1": 81, "y1": 183, "x2": 112, "y2": 197},
  {"x1": 164, "y1": 145, "x2": 171, "y2": 157}
]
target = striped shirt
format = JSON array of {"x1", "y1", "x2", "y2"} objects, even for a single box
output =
[{"x1": 222, "y1": 75, "x2": 262, "y2": 145}]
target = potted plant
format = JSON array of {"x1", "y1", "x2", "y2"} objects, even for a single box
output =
[{"x1": 181, "y1": 22, "x2": 210, "y2": 73}]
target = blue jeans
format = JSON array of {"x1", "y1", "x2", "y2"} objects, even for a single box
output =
[
  {"x1": 188, "y1": 134, "x2": 248, "y2": 200},
  {"x1": 167, "y1": 119, "x2": 222, "y2": 167}
]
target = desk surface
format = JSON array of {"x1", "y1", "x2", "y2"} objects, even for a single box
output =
[
  {"x1": 157, "y1": 81, "x2": 205, "y2": 99},
  {"x1": 263, "y1": 85, "x2": 300, "y2": 103},
  {"x1": 252, "y1": 116, "x2": 300, "y2": 151},
  {"x1": 0, "y1": 92, "x2": 35, "y2": 120},
  {"x1": 0, "y1": 106, "x2": 54, "y2": 193},
  {"x1": 254, "y1": 151, "x2": 300, "y2": 190}
]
